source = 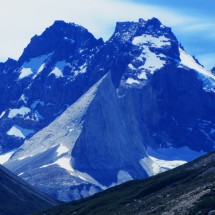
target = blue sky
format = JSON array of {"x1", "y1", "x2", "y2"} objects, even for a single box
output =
[{"x1": 0, "y1": 0, "x2": 214, "y2": 69}]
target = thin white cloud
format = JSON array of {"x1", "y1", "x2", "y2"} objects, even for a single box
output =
[{"x1": 0, "y1": 0, "x2": 207, "y2": 61}]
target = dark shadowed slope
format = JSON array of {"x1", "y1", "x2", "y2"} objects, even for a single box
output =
[
  {"x1": 0, "y1": 165, "x2": 58, "y2": 215},
  {"x1": 37, "y1": 151, "x2": 215, "y2": 215}
]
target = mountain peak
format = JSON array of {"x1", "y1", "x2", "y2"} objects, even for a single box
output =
[
  {"x1": 115, "y1": 21, "x2": 137, "y2": 34},
  {"x1": 112, "y1": 17, "x2": 175, "y2": 44},
  {"x1": 51, "y1": 20, "x2": 86, "y2": 32},
  {"x1": 18, "y1": 20, "x2": 103, "y2": 64},
  {"x1": 108, "y1": 17, "x2": 180, "y2": 88},
  {"x1": 146, "y1": 17, "x2": 162, "y2": 27}
]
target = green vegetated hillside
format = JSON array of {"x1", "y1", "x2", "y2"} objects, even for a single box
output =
[{"x1": 36, "y1": 152, "x2": 215, "y2": 215}]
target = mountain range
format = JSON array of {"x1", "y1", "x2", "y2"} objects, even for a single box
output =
[{"x1": 0, "y1": 17, "x2": 215, "y2": 202}]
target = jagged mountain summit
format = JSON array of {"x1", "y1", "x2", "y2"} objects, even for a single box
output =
[
  {"x1": 0, "y1": 164, "x2": 58, "y2": 215},
  {"x1": 1, "y1": 18, "x2": 215, "y2": 201},
  {"x1": 0, "y1": 20, "x2": 104, "y2": 151}
]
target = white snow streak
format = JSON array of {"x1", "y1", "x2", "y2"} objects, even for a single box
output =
[
  {"x1": 179, "y1": 48, "x2": 215, "y2": 80},
  {"x1": 132, "y1": 35, "x2": 170, "y2": 48},
  {"x1": 0, "y1": 111, "x2": 5, "y2": 118},
  {"x1": 0, "y1": 151, "x2": 15, "y2": 164}
]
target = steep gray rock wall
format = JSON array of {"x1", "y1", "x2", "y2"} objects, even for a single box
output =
[{"x1": 72, "y1": 74, "x2": 148, "y2": 186}]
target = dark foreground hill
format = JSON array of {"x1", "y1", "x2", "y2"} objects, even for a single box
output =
[
  {"x1": 0, "y1": 165, "x2": 58, "y2": 215},
  {"x1": 36, "y1": 151, "x2": 215, "y2": 215}
]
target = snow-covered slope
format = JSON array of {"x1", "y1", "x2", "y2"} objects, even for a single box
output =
[
  {"x1": 2, "y1": 18, "x2": 215, "y2": 202},
  {"x1": 179, "y1": 47, "x2": 215, "y2": 92}
]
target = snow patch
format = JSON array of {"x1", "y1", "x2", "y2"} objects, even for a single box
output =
[
  {"x1": 79, "y1": 64, "x2": 87, "y2": 74},
  {"x1": 7, "y1": 125, "x2": 34, "y2": 139},
  {"x1": 126, "y1": 78, "x2": 140, "y2": 85},
  {"x1": 39, "y1": 163, "x2": 53, "y2": 169},
  {"x1": 8, "y1": 107, "x2": 31, "y2": 118},
  {"x1": 140, "y1": 156, "x2": 186, "y2": 176},
  {"x1": 179, "y1": 48, "x2": 215, "y2": 80},
  {"x1": 0, "y1": 151, "x2": 15, "y2": 164},
  {"x1": 117, "y1": 170, "x2": 133, "y2": 183},
  {"x1": 132, "y1": 35, "x2": 170, "y2": 48},
  {"x1": 0, "y1": 111, "x2": 5, "y2": 118},
  {"x1": 49, "y1": 67, "x2": 64, "y2": 78},
  {"x1": 138, "y1": 71, "x2": 147, "y2": 79},
  {"x1": 21, "y1": 53, "x2": 52, "y2": 79},
  {"x1": 37, "y1": 63, "x2": 45, "y2": 74},
  {"x1": 130, "y1": 35, "x2": 167, "y2": 80},
  {"x1": 54, "y1": 157, "x2": 74, "y2": 173},
  {"x1": 23, "y1": 54, "x2": 51, "y2": 73},
  {"x1": 19, "y1": 68, "x2": 33, "y2": 79},
  {"x1": 56, "y1": 144, "x2": 69, "y2": 156},
  {"x1": 139, "y1": 48, "x2": 165, "y2": 73},
  {"x1": 19, "y1": 94, "x2": 28, "y2": 103},
  {"x1": 18, "y1": 172, "x2": 24, "y2": 176},
  {"x1": 128, "y1": 63, "x2": 136, "y2": 70},
  {"x1": 22, "y1": 53, "x2": 53, "y2": 79},
  {"x1": 139, "y1": 146, "x2": 206, "y2": 176}
]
